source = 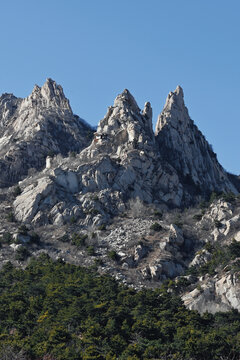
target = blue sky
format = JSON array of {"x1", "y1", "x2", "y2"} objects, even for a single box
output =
[{"x1": 0, "y1": 0, "x2": 239, "y2": 174}]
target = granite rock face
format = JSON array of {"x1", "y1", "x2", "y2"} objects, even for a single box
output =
[
  {"x1": 182, "y1": 271, "x2": 240, "y2": 314},
  {"x1": 155, "y1": 86, "x2": 237, "y2": 197},
  {"x1": 0, "y1": 78, "x2": 93, "y2": 187},
  {"x1": 11, "y1": 86, "x2": 239, "y2": 228}
]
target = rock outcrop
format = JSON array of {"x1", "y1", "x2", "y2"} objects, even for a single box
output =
[
  {"x1": 0, "y1": 78, "x2": 93, "y2": 187},
  {"x1": 182, "y1": 271, "x2": 240, "y2": 313},
  {"x1": 155, "y1": 86, "x2": 237, "y2": 197}
]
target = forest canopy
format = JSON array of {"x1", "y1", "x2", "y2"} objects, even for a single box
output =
[{"x1": 0, "y1": 255, "x2": 239, "y2": 360}]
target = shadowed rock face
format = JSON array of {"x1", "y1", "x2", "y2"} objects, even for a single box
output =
[
  {"x1": 155, "y1": 86, "x2": 237, "y2": 196},
  {"x1": 0, "y1": 78, "x2": 93, "y2": 187}
]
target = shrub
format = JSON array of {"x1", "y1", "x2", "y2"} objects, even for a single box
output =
[
  {"x1": 70, "y1": 216, "x2": 76, "y2": 224},
  {"x1": 229, "y1": 239, "x2": 240, "y2": 258},
  {"x1": 222, "y1": 192, "x2": 236, "y2": 203},
  {"x1": 107, "y1": 250, "x2": 118, "y2": 261},
  {"x1": 204, "y1": 242, "x2": 214, "y2": 253},
  {"x1": 71, "y1": 233, "x2": 88, "y2": 248},
  {"x1": 47, "y1": 150, "x2": 55, "y2": 158},
  {"x1": 199, "y1": 200, "x2": 208, "y2": 209},
  {"x1": 90, "y1": 209, "x2": 99, "y2": 215},
  {"x1": 0, "y1": 232, "x2": 12, "y2": 244},
  {"x1": 90, "y1": 195, "x2": 99, "y2": 201},
  {"x1": 13, "y1": 186, "x2": 21, "y2": 197},
  {"x1": 214, "y1": 219, "x2": 222, "y2": 228},
  {"x1": 6, "y1": 212, "x2": 15, "y2": 222},
  {"x1": 98, "y1": 224, "x2": 106, "y2": 231},
  {"x1": 154, "y1": 210, "x2": 162, "y2": 219},
  {"x1": 87, "y1": 246, "x2": 95, "y2": 256},
  {"x1": 69, "y1": 151, "x2": 76, "y2": 158},
  {"x1": 18, "y1": 225, "x2": 29, "y2": 235},
  {"x1": 59, "y1": 234, "x2": 69, "y2": 243},
  {"x1": 150, "y1": 223, "x2": 162, "y2": 232},
  {"x1": 193, "y1": 213, "x2": 203, "y2": 221},
  {"x1": 94, "y1": 258, "x2": 103, "y2": 266},
  {"x1": 15, "y1": 247, "x2": 30, "y2": 261},
  {"x1": 209, "y1": 191, "x2": 218, "y2": 203},
  {"x1": 30, "y1": 232, "x2": 40, "y2": 244},
  {"x1": 173, "y1": 214, "x2": 183, "y2": 228}
]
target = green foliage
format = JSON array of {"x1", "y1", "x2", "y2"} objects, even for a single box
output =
[
  {"x1": 188, "y1": 240, "x2": 240, "y2": 277},
  {"x1": 15, "y1": 246, "x2": 30, "y2": 261},
  {"x1": 150, "y1": 222, "x2": 162, "y2": 232},
  {"x1": 87, "y1": 130, "x2": 94, "y2": 140},
  {"x1": 229, "y1": 239, "x2": 240, "y2": 258},
  {"x1": 173, "y1": 214, "x2": 183, "y2": 228},
  {"x1": 18, "y1": 225, "x2": 28, "y2": 235},
  {"x1": 204, "y1": 241, "x2": 214, "y2": 253},
  {"x1": 199, "y1": 200, "x2": 208, "y2": 209},
  {"x1": 69, "y1": 151, "x2": 76, "y2": 158},
  {"x1": 107, "y1": 250, "x2": 118, "y2": 261},
  {"x1": 6, "y1": 211, "x2": 15, "y2": 222},
  {"x1": 13, "y1": 186, "x2": 22, "y2": 197},
  {"x1": 59, "y1": 234, "x2": 69, "y2": 243},
  {"x1": 47, "y1": 150, "x2": 55, "y2": 158},
  {"x1": 153, "y1": 210, "x2": 162, "y2": 219},
  {"x1": 209, "y1": 191, "x2": 237, "y2": 205},
  {"x1": 89, "y1": 208, "x2": 100, "y2": 215},
  {"x1": 209, "y1": 191, "x2": 218, "y2": 203},
  {"x1": 0, "y1": 232, "x2": 12, "y2": 244},
  {"x1": 69, "y1": 216, "x2": 76, "y2": 224},
  {"x1": 71, "y1": 233, "x2": 88, "y2": 248},
  {"x1": 221, "y1": 192, "x2": 236, "y2": 203},
  {"x1": 0, "y1": 257, "x2": 239, "y2": 359},
  {"x1": 193, "y1": 213, "x2": 203, "y2": 221},
  {"x1": 30, "y1": 232, "x2": 40, "y2": 244},
  {"x1": 90, "y1": 194, "x2": 99, "y2": 201},
  {"x1": 98, "y1": 224, "x2": 106, "y2": 231},
  {"x1": 214, "y1": 219, "x2": 222, "y2": 229},
  {"x1": 87, "y1": 246, "x2": 95, "y2": 256},
  {"x1": 94, "y1": 258, "x2": 103, "y2": 266}
]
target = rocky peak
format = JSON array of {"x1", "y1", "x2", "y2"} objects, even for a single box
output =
[
  {"x1": 85, "y1": 89, "x2": 155, "y2": 159},
  {"x1": 155, "y1": 86, "x2": 237, "y2": 195},
  {"x1": 0, "y1": 93, "x2": 21, "y2": 127},
  {"x1": 20, "y1": 78, "x2": 72, "y2": 113},
  {"x1": 155, "y1": 85, "x2": 188, "y2": 134},
  {"x1": 0, "y1": 80, "x2": 93, "y2": 187},
  {"x1": 113, "y1": 88, "x2": 141, "y2": 114}
]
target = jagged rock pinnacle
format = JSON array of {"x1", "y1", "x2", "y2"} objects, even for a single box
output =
[
  {"x1": 0, "y1": 80, "x2": 93, "y2": 187},
  {"x1": 23, "y1": 78, "x2": 72, "y2": 112},
  {"x1": 155, "y1": 86, "x2": 237, "y2": 194},
  {"x1": 113, "y1": 88, "x2": 141, "y2": 114}
]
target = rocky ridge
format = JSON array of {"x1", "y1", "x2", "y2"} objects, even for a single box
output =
[{"x1": 0, "y1": 80, "x2": 240, "y2": 314}]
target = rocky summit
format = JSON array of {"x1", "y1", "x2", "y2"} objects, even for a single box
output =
[
  {"x1": 0, "y1": 79, "x2": 240, "y2": 314},
  {"x1": 0, "y1": 78, "x2": 93, "y2": 187}
]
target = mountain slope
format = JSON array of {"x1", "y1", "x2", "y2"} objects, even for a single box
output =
[{"x1": 0, "y1": 81, "x2": 239, "y2": 316}]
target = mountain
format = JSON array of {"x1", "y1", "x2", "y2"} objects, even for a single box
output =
[
  {"x1": 0, "y1": 78, "x2": 93, "y2": 187},
  {"x1": 0, "y1": 80, "x2": 240, "y2": 317}
]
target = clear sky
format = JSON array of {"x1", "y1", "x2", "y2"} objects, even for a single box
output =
[{"x1": 0, "y1": 0, "x2": 239, "y2": 174}]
